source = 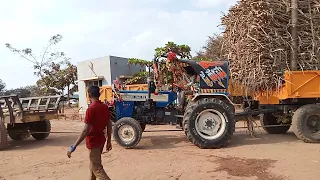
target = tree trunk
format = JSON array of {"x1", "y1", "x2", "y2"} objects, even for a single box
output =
[
  {"x1": 67, "y1": 84, "x2": 70, "y2": 107},
  {"x1": 61, "y1": 89, "x2": 65, "y2": 113}
]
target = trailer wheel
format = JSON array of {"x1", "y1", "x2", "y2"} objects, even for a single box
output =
[
  {"x1": 260, "y1": 113, "x2": 291, "y2": 134},
  {"x1": 7, "y1": 124, "x2": 30, "y2": 141},
  {"x1": 113, "y1": 117, "x2": 142, "y2": 149},
  {"x1": 183, "y1": 98, "x2": 235, "y2": 149},
  {"x1": 292, "y1": 104, "x2": 320, "y2": 143},
  {"x1": 30, "y1": 120, "x2": 51, "y2": 140},
  {"x1": 0, "y1": 122, "x2": 8, "y2": 150}
]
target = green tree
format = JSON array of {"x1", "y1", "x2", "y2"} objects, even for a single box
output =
[
  {"x1": 127, "y1": 41, "x2": 192, "y2": 85},
  {"x1": 5, "y1": 34, "x2": 78, "y2": 99},
  {"x1": 39, "y1": 60, "x2": 78, "y2": 105},
  {"x1": 4, "y1": 87, "x2": 32, "y2": 98},
  {"x1": 5, "y1": 34, "x2": 68, "y2": 78},
  {"x1": 0, "y1": 79, "x2": 6, "y2": 95},
  {"x1": 2, "y1": 85, "x2": 44, "y2": 98}
]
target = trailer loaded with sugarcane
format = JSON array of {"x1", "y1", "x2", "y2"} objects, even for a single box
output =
[
  {"x1": 0, "y1": 95, "x2": 62, "y2": 150},
  {"x1": 107, "y1": 0, "x2": 320, "y2": 149}
]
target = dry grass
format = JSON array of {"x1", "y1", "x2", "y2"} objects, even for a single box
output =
[{"x1": 221, "y1": 0, "x2": 320, "y2": 91}]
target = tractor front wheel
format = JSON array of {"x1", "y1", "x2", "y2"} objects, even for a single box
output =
[
  {"x1": 183, "y1": 98, "x2": 235, "y2": 149},
  {"x1": 113, "y1": 117, "x2": 142, "y2": 149}
]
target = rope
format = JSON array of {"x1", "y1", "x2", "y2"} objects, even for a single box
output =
[{"x1": 30, "y1": 124, "x2": 290, "y2": 134}]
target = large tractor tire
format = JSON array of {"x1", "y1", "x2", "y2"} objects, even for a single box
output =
[
  {"x1": 0, "y1": 122, "x2": 8, "y2": 150},
  {"x1": 113, "y1": 117, "x2": 142, "y2": 149},
  {"x1": 292, "y1": 104, "x2": 320, "y2": 143},
  {"x1": 30, "y1": 120, "x2": 51, "y2": 140},
  {"x1": 260, "y1": 113, "x2": 291, "y2": 134},
  {"x1": 183, "y1": 98, "x2": 235, "y2": 149}
]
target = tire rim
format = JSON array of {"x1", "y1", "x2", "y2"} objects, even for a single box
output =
[
  {"x1": 118, "y1": 125, "x2": 135, "y2": 143},
  {"x1": 306, "y1": 115, "x2": 320, "y2": 134},
  {"x1": 195, "y1": 109, "x2": 227, "y2": 140}
]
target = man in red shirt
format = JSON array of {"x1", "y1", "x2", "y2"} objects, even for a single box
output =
[{"x1": 67, "y1": 85, "x2": 112, "y2": 180}]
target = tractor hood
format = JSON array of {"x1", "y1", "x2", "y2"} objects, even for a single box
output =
[{"x1": 179, "y1": 59, "x2": 230, "y2": 89}]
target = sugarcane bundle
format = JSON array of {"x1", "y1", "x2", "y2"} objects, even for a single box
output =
[{"x1": 221, "y1": 0, "x2": 320, "y2": 92}]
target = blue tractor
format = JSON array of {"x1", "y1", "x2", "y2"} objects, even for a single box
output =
[{"x1": 111, "y1": 57, "x2": 236, "y2": 149}]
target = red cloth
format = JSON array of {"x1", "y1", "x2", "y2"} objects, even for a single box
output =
[
  {"x1": 167, "y1": 52, "x2": 177, "y2": 62},
  {"x1": 84, "y1": 100, "x2": 110, "y2": 149}
]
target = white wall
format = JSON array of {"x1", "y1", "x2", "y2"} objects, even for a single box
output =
[
  {"x1": 77, "y1": 55, "x2": 146, "y2": 114},
  {"x1": 77, "y1": 56, "x2": 111, "y2": 113}
]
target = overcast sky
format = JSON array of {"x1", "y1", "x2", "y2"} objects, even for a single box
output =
[{"x1": 0, "y1": 0, "x2": 237, "y2": 89}]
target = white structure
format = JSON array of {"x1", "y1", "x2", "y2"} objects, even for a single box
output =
[{"x1": 77, "y1": 55, "x2": 145, "y2": 113}]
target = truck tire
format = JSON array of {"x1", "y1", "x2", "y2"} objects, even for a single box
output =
[
  {"x1": 292, "y1": 104, "x2": 320, "y2": 143},
  {"x1": 260, "y1": 113, "x2": 291, "y2": 134},
  {"x1": 30, "y1": 120, "x2": 51, "y2": 140},
  {"x1": 0, "y1": 122, "x2": 8, "y2": 150},
  {"x1": 113, "y1": 117, "x2": 142, "y2": 149},
  {"x1": 183, "y1": 98, "x2": 235, "y2": 149}
]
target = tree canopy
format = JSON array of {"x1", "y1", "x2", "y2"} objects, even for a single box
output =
[
  {"x1": 195, "y1": 34, "x2": 224, "y2": 60},
  {"x1": 126, "y1": 41, "x2": 192, "y2": 85},
  {"x1": 5, "y1": 34, "x2": 78, "y2": 100},
  {"x1": 0, "y1": 79, "x2": 5, "y2": 94},
  {"x1": 5, "y1": 34, "x2": 68, "y2": 77},
  {"x1": 38, "y1": 60, "x2": 78, "y2": 97}
]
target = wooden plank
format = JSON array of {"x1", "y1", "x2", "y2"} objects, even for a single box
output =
[{"x1": 3, "y1": 97, "x2": 15, "y2": 124}]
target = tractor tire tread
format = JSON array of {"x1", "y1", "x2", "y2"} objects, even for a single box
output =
[
  {"x1": 292, "y1": 104, "x2": 320, "y2": 143},
  {"x1": 183, "y1": 98, "x2": 235, "y2": 149},
  {"x1": 113, "y1": 117, "x2": 142, "y2": 149}
]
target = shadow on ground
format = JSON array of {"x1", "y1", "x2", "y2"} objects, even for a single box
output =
[
  {"x1": 3, "y1": 129, "x2": 301, "y2": 151},
  {"x1": 4, "y1": 133, "x2": 79, "y2": 151},
  {"x1": 228, "y1": 131, "x2": 299, "y2": 148},
  {"x1": 136, "y1": 134, "x2": 191, "y2": 150}
]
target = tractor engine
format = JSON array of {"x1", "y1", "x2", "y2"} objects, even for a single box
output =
[{"x1": 134, "y1": 101, "x2": 169, "y2": 124}]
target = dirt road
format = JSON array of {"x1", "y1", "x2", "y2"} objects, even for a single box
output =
[{"x1": 0, "y1": 119, "x2": 319, "y2": 180}]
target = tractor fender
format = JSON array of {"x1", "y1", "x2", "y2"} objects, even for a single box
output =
[{"x1": 191, "y1": 93, "x2": 235, "y2": 114}]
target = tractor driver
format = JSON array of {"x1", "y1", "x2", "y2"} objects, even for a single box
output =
[{"x1": 67, "y1": 85, "x2": 112, "y2": 180}]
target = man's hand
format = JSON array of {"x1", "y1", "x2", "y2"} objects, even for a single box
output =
[
  {"x1": 67, "y1": 145, "x2": 76, "y2": 158},
  {"x1": 106, "y1": 141, "x2": 112, "y2": 152}
]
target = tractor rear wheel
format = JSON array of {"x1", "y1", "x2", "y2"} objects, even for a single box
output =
[
  {"x1": 183, "y1": 98, "x2": 235, "y2": 149},
  {"x1": 0, "y1": 122, "x2": 8, "y2": 150},
  {"x1": 30, "y1": 120, "x2": 51, "y2": 140},
  {"x1": 260, "y1": 113, "x2": 291, "y2": 134},
  {"x1": 113, "y1": 117, "x2": 142, "y2": 149},
  {"x1": 292, "y1": 104, "x2": 320, "y2": 143}
]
